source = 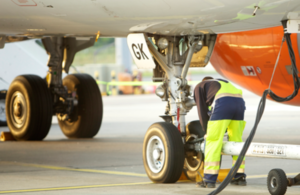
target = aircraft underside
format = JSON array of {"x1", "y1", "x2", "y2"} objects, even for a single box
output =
[{"x1": 1, "y1": 0, "x2": 300, "y2": 38}]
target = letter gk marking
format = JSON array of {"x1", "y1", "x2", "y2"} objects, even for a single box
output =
[
  {"x1": 127, "y1": 33, "x2": 155, "y2": 69},
  {"x1": 132, "y1": 44, "x2": 149, "y2": 60}
]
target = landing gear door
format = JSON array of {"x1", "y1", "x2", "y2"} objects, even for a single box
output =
[{"x1": 127, "y1": 34, "x2": 156, "y2": 69}]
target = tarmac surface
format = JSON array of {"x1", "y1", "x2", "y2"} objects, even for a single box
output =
[{"x1": 1, "y1": 80, "x2": 300, "y2": 194}]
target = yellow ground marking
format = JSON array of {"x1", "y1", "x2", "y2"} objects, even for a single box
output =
[
  {"x1": 1, "y1": 161, "x2": 299, "y2": 194},
  {"x1": 3, "y1": 161, "x2": 299, "y2": 179},
  {"x1": 0, "y1": 173, "x2": 299, "y2": 194},
  {"x1": 28, "y1": 164, "x2": 148, "y2": 177},
  {"x1": 0, "y1": 182, "x2": 153, "y2": 194},
  {"x1": 1, "y1": 161, "x2": 147, "y2": 177}
]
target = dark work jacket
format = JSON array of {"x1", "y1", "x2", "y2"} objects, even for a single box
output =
[{"x1": 193, "y1": 79, "x2": 228, "y2": 132}]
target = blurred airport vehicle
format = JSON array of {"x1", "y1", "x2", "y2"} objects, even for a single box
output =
[{"x1": 118, "y1": 72, "x2": 133, "y2": 95}]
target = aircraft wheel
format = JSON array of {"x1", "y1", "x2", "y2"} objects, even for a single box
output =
[
  {"x1": 143, "y1": 122, "x2": 184, "y2": 183},
  {"x1": 57, "y1": 74, "x2": 103, "y2": 138},
  {"x1": 6, "y1": 75, "x2": 53, "y2": 140},
  {"x1": 267, "y1": 169, "x2": 288, "y2": 195},
  {"x1": 0, "y1": 90, "x2": 7, "y2": 126},
  {"x1": 183, "y1": 120, "x2": 205, "y2": 181}
]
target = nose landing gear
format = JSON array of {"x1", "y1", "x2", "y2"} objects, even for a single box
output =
[{"x1": 139, "y1": 33, "x2": 216, "y2": 183}]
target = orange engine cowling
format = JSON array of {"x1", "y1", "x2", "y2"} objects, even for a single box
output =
[{"x1": 210, "y1": 26, "x2": 300, "y2": 106}]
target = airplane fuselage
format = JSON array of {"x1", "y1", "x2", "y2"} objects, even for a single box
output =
[{"x1": 1, "y1": 0, "x2": 300, "y2": 37}]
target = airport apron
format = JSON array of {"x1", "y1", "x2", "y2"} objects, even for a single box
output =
[{"x1": 204, "y1": 81, "x2": 246, "y2": 183}]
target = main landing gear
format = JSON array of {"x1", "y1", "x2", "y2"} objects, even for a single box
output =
[
  {"x1": 141, "y1": 33, "x2": 216, "y2": 183},
  {"x1": 5, "y1": 37, "x2": 103, "y2": 140}
]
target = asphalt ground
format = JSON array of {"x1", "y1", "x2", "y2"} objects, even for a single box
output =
[{"x1": 1, "y1": 75, "x2": 300, "y2": 194}]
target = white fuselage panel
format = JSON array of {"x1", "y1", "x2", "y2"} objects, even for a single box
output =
[{"x1": 0, "y1": 0, "x2": 300, "y2": 37}]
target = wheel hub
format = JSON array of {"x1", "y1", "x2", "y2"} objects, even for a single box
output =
[
  {"x1": 146, "y1": 135, "x2": 165, "y2": 173},
  {"x1": 153, "y1": 148, "x2": 162, "y2": 160},
  {"x1": 10, "y1": 91, "x2": 27, "y2": 128},
  {"x1": 271, "y1": 177, "x2": 277, "y2": 188},
  {"x1": 184, "y1": 134, "x2": 203, "y2": 172},
  {"x1": 13, "y1": 101, "x2": 22, "y2": 118}
]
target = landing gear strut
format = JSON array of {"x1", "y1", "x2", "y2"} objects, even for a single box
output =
[{"x1": 141, "y1": 33, "x2": 216, "y2": 183}]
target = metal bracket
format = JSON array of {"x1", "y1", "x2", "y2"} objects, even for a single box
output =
[
  {"x1": 43, "y1": 36, "x2": 95, "y2": 74},
  {"x1": 285, "y1": 20, "x2": 300, "y2": 33},
  {"x1": 204, "y1": 35, "x2": 217, "y2": 64},
  {"x1": 42, "y1": 36, "x2": 95, "y2": 88},
  {"x1": 159, "y1": 115, "x2": 172, "y2": 123},
  {"x1": 63, "y1": 37, "x2": 95, "y2": 73},
  {"x1": 145, "y1": 34, "x2": 169, "y2": 74},
  {"x1": 288, "y1": 173, "x2": 300, "y2": 186},
  {"x1": 0, "y1": 35, "x2": 6, "y2": 49},
  {"x1": 181, "y1": 35, "x2": 205, "y2": 85}
]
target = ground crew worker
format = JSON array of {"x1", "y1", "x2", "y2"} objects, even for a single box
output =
[{"x1": 194, "y1": 76, "x2": 247, "y2": 188}]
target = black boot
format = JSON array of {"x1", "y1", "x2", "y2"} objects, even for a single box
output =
[
  {"x1": 197, "y1": 181, "x2": 216, "y2": 188},
  {"x1": 231, "y1": 176, "x2": 247, "y2": 186}
]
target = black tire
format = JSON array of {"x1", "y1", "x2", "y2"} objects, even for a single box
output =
[
  {"x1": 267, "y1": 169, "x2": 288, "y2": 195},
  {"x1": 0, "y1": 90, "x2": 7, "y2": 126},
  {"x1": 5, "y1": 75, "x2": 53, "y2": 140},
  {"x1": 186, "y1": 120, "x2": 205, "y2": 138},
  {"x1": 57, "y1": 74, "x2": 103, "y2": 138},
  {"x1": 143, "y1": 122, "x2": 184, "y2": 183},
  {"x1": 183, "y1": 120, "x2": 205, "y2": 181}
]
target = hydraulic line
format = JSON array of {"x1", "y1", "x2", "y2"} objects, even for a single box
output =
[{"x1": 207, "y1": 20, "x2": 300, "y2": 195}]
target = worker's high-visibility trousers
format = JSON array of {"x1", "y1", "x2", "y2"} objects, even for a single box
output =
[{"x1": 204, "y1": 97, "x2": 246, "y2": 183}]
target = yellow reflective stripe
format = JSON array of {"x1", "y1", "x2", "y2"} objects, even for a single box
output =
[
  {"x1": 204, "y1": 169, "x2": 219, "y2": 174},
  {"x1": 215, "y1": 80, "x2": 243, "y2": 97},
  {"x1": 204, "y1": 165, "x2": 220, "y2": 170},
  {"x1": 232, "y1": 160, "x2": 245, "y2": 165},
  {"x1": 232, "y1": 156, "x2": 245, "y2": 161},
  {"x1": 232, "y1": 164, "x2": 245, "y2": 169},
  {"x1": 204, "y1": 162, "x2": 220, "y2": 166},
  {"x1": 232, "y1": 160, "x2": 245, "y2": 169},
  {"x1": 237, "y1": 168, "x2": 245, "y2": 173},
  {"x1": 215, "y1": 93, "x2": 242, "y2": 101}
]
